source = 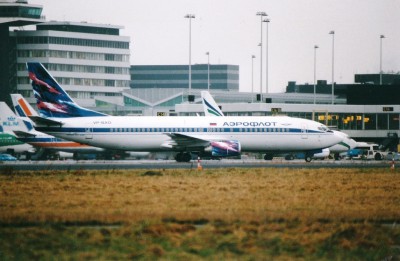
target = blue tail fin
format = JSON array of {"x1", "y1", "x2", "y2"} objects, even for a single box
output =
[{"x1": 27, "y1": 62, "x2": 107, "y2": 118}]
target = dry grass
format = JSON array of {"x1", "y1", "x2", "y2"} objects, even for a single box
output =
[
  {"x1": 0, "y1": 167, "x2": 399, "y2": 260},
  {"x1": 0, "y1": 168, "x2": 399, "y2": 224}
]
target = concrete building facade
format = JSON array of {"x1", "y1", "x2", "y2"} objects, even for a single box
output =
[
  {"x1": 130, "y1": 64, "x2": 239, "y2": 91},
  {"x1": 13, "y1": 21, "x2": 131, "y2": 109}
]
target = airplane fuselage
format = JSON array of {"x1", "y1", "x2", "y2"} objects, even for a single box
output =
[
  {"x1": 0, "y1": 132, "x2": 33, "y2": 154},
  {"x1": 17, "y1": 131, "x2": 105, "y2": 153},
  {"x1": 35, "y1": 116, "x2": 342, "y2": 153}
]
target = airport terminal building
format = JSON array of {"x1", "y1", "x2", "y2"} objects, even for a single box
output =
[
  {"x1": 13, "y1": 21, "x2": 131, "y2": 108},
  {"x1": 130, "y1": 64, "x2": 239, "y2": 91}
]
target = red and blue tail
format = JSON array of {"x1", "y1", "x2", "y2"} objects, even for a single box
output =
[{"x1": 27, "y1": 62, "x2": 107, "y2": 118}]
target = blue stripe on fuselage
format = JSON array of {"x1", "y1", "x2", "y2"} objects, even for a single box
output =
[
  {"x1": 35, "y1": 126, "x2": 324, "y2": 134},
  {"x1": 17, "y1": 136, "x2": 65, "y2": 143}
]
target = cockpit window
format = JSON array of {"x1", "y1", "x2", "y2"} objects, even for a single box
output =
[{"x1": 318, "y1": 125, "x2": 332, "y2": 132}]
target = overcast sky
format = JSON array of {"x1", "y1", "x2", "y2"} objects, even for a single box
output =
[{"x1": 31, "y1": 0, "x2": 400, "y2": 93}]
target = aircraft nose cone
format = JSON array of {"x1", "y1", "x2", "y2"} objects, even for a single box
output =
[{"x1": 332, "y1": 130, "x2": 345, "y2": 145}]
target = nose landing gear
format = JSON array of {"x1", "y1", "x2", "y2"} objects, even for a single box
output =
[{"x1": 175, "y1": 152, "x2": 192, "y2": 162}]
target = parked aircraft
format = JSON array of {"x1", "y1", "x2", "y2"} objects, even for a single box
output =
[
  {"x1": 0, "y1": 117, "x2": 34, "y2": 157},
  {"x1": 201, "y1": 91, "x2": 357, "y2": 160},
  {"x1": 26, "y1": 62, "x2": 343, "y2": 162},
  {"x1": 9, "y1": 94, "x2": 136, "y2": 160}
]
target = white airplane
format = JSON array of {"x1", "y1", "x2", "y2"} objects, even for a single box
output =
[
  {"x1": 26, "y1": 62, "x2": 343, "y2": 162},
  {"x1": 201, "y1": 90, "x2": 357, "y2": 160},
  {"x1": 9, "y1": 94, "x2": 145, "y2": 160},
  {"x1": 6, "y1": 98, "x2": 103, "y2": 153}
]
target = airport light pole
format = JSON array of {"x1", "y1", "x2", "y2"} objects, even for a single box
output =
[
  {"x1": 256, "y1": 11, "x2": 267, "y2": 102},
  {"x1": 313, "y1": 45, "x2": 319, "y2": 104},
  {"x1": 263, "y1": 18, "x2": 270, "y2": 96},
  {"x1": 380, "y1": 35, "x2": 385, "y2": 85},
  {"x1": 206, "y1": 52, "x2": 210, "y2": 90},
  {"x1": 251, "y1": 55, "x2": 256, "y2": 102},
  {"x1": 185, "y1": 14, "x2": 195, "y2": 96},
  {"x1": 329, "y1": 30, "x2": 335, "y2": 104}
]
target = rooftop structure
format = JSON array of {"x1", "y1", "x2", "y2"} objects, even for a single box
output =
[
  {"x1": 0, "y1": 0, "x2": 43, "y2": 26},
  {"x1": 286, "y1": 76, "x2": 400, "y2": 105},
  {"x1": 355, "y1": 73, "x2": 400, "y2": 85}
]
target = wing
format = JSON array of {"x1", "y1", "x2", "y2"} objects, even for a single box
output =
[{"x1": 162, "y1": 133, "x2": 214, "y2": 150}]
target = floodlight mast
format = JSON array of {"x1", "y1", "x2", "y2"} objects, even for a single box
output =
[
  {"x1": 184, "y1": 14, "x2": 195, "y2": 96},
  {"x1": 380, "y1": 35, "x2": 385, "y2": 85},
  {"x1": 256, "y1": 12, "x2": 267, "y2": 102}
]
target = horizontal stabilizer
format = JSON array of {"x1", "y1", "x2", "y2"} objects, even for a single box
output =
[
  {"x1": 29, "y1": 116, "x2": 63, "y2": 127},
  {"x1": 13, "y1": 130, "x2": 37, "y2": 138}
]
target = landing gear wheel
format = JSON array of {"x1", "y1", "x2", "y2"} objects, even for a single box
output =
[
  {"x1": 374, "y1": 153, "x2": 382, "y2": 161},
  {"x1": 182, "y1": 152, "x2": 192, "y2": 162},
  {"x1": 175, "y1": 152, "x2": 183, "y2": 162},
  {"x1": 305, "y1": 155, "x2": 312, "y2": 162},
  {"x1": 285, "y1": 154, "x2": 294, "y2": 160},
  {"x1": 175, "y1": 152, "x2": 192, "y2": 162},
  {"x1": 264, "y1": 154, "x2": 273, "y2": 160}
]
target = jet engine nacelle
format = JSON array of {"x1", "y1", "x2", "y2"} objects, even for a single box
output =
[
  {"x1": 204, "y1": 140, "x2": 241, "y2": 157},
  {"x1": 313, "y1": 148, "x2": 330, "y2": 159}
]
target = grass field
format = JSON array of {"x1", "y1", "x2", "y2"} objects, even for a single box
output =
[{"x1": 0, "y1": 167, "x2": 399, "y2": 260}]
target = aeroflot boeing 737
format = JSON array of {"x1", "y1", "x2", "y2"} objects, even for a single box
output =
[{"x1": 26, "y1": 62, "x2": 343, "y2": 162}]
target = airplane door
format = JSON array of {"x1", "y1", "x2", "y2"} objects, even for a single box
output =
[
  {"x1": 85, "y1": 126, "x2": 93, "y2": 139},
  {"x1": 301, "y1": 124, "x2": 308, "y2": 139}
]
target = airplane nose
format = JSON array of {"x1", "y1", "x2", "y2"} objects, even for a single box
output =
[{"x1": 332, "y1": 130, "x2": 345, "y2": 144}]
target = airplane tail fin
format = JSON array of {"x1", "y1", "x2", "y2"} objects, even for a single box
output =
[
  {"x1": 0, "y1": 102, "x2": 32, "y2": 132},
  {"x1": 26, "y1": 62, "x2": 107, "y2": 118},
  {"x1": 201, "y1": 91, "x2": 224, "y2": 117},
  {"x1": 11, "y1": 93, "x2": 39, "y2": 117}
]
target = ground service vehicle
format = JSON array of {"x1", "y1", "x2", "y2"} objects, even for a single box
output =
[{"x1": 347, "y1": 142, "x2": 386, "y2": 160}]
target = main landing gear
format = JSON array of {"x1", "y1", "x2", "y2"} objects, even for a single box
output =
[
  {"x1": 304, "y1": 153, "x2": 313, "y2": 162},
  {"x1": 264, "y1": 153, "x2": 273, "y2": 160},
  {"x1": 264, "y1": 152, "x2": 313, "y2": 162},
  {"x1": 175, "y1": 152, "x2": 192, "y2": 162}
]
